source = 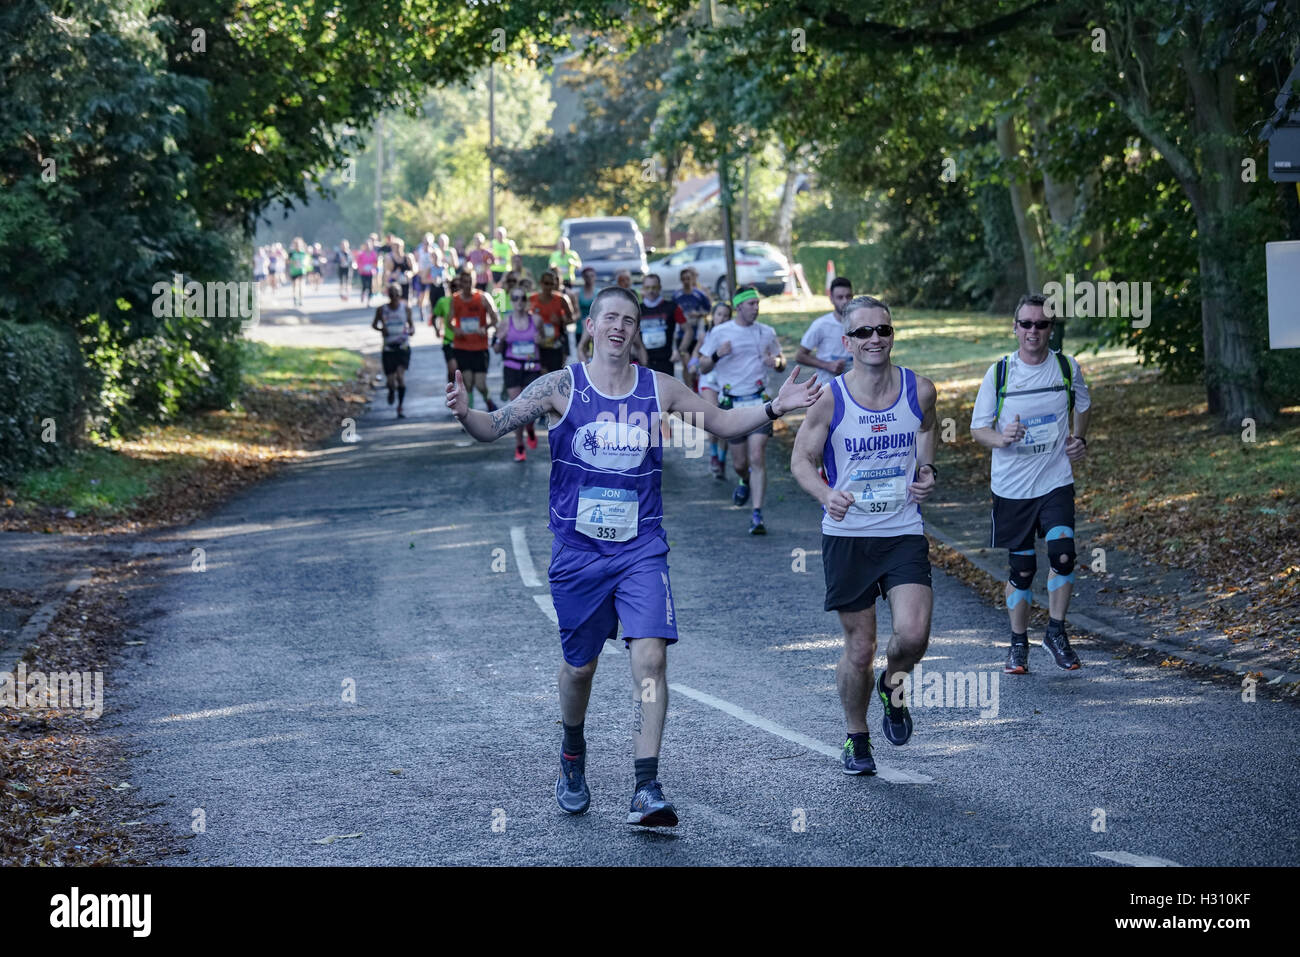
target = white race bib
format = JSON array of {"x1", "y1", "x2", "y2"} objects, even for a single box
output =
[
  {"x1": 732, "y1": 396, "x2": 764, "y2": 409},
  {"x1": 642, "y1": 318, "x2": 667, "y2": 349},
  {"x1": 509, "y1": 340, "x2": 537, "y2": 359},
  {"x1": 1014, "y1": 413, "x2": 1059, "y2": 456},
  {"x1": 460, "y1": 316, "x2": 480, "y2": 335},
  {"x1": 849, "y1": 466, "x2": 908, "y2": 514},
  {"x1": 576, "y1": 487, "x2": 639, "y2": 543}
]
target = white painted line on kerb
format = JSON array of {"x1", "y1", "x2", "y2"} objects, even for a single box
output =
[
  {"x1": 670, "y1": 682, "x2": 932, "y2": 785},
  {"x1": 1092, "y1": 851, "x2": 1183, "y2": 867},
  {"x1": 511, "y1": 526, "x2": 542, "y2": 588}
]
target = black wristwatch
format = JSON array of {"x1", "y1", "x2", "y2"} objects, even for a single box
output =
[
  {"x1": 711, "y1": 351, "x2": 721, "y2": 364},
  {"x1": 1077, "y1": 436, "x2": 1088, "y2": 447},
  {"x1": 919, "y1": 463, "x2": 938, "y2": 478},
  {"x1": 764, "y1": 400, "x2": 781, "y2": 420}
]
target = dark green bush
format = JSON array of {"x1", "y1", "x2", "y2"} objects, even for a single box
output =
[{"x1": 0, "y1": 320, "x2": 86, "y2": 482}]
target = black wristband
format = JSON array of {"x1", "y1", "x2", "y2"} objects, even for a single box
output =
[
  {"x1": 711, "y1": 351, "x2": 720, "y2": 364},
  {"x1": 1077, "y1": 436, "x2": 1087, "y2": 447},
  {"x1": 765, "y1": 400, "x2": 780, "y2": 420},
  {"x1": 920, "y1": 463, "x2": 938, "y2": 478}
]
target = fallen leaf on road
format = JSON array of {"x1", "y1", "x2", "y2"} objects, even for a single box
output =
[
  {"x1": 388, "y1": 769, "x2": 403, "y2": 775},
  {"x1": 312, "y1": 833, "x2": 363, "y2": 845},
  {"x1": 111, "y1": 782, "x2": 133, "y2": 790}
]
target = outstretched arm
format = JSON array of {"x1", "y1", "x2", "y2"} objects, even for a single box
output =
[
  {"x1": 657, "y1": 368, "x2": 822, "y2": 438},
  {"x1": 447, "y1": 367, "x2": 571, "y2": 442}
]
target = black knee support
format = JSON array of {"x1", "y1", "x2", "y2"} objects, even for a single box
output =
[
  {"x1": 1008, "y1": 549, "x2": 1036, "y2": 591},
  {"x1": 1046, "y1": 527, "x2": 1076, "y2": 576}
]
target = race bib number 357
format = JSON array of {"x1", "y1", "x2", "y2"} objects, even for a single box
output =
[
  {"x1": 848, "y1": 466, "x2": 908, "y2": 514},
  {"x1": 576, "y1": 487, "x2": 639, "y2": 542}
]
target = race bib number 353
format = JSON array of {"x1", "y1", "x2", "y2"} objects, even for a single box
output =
[{"x1": 576, "y1": 487, "x2": 639, "y2": 542}]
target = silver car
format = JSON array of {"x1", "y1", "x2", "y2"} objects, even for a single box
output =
[{"x1": 646, "y1": 240, "x2": 791, "y2": 299}]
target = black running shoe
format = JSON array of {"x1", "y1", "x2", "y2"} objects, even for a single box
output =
[
  {"x1": 749, "y1": 519, "x2": 766, "y2": 535},
  {"x1": 1005, "y1": 637, "x2": 1030, "y2": 674},
  {"x1": 732, "y1": 481, "x2": 750, "y2": 506},
  {"x1": 555, "y1": 751, "x2": 590, "y2": 815},
  {"x1": 876, "y1": 670, "x2": 913, "y2": 746},
  {"x1": 387, "y1": 387, "x2": 395, "y2": 405},
  {"x1": 627, "y1": 780, "x2": 678, "y2": 827},
  {"x1": 1043, "y1": 625, "x2": 1081, "y2": 670},
  {"x1": 841, "y1": 735, "x2": 877, "y2": 775}
]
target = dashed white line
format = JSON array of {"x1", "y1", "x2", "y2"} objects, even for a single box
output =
[
  {"x1": 511, "y1": 526, "x2": 542, "y2": 588},
  {"x1": 1092, "y1": 851, "x2": 1183, "y2": 867},
  {"x1": 669, "y1": 682, "x2": 933, "y2": 784}
]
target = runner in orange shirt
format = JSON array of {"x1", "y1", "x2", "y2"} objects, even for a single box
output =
[{"x1": 450, "y1": 265, "x2": 501, "y2": 411}]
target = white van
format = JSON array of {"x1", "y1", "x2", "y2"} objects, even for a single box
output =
[{"x1": 560, "y1": 217, "x2": 648, "y2": 287}]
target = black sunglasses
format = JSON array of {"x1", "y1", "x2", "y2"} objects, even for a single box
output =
[
  {"x1": 1016, "y1": 319, "x2": 1052, "y2": 330},
  {"x1": 846, "y1": 324, "x2": 894, "y2": 339}
]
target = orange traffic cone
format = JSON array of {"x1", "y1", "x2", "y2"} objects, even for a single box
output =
[{"x1": 825, "y1": 259, "x2": 836, "y2": 295}]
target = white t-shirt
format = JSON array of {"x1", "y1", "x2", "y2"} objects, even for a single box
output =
[
  {"x1": 970, "y1": 351, "x2": 1091, "y2": 500},
  {"x1": 799, "y1": 312, "x2": 854, "y2": 386},
  {"x1": 701, "y1": 321, "x2": 781, "y2": 398}
]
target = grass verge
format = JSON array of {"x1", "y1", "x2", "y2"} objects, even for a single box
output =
[{"x1": 1, "y1": 340, "x2": 369, "y2": 532}]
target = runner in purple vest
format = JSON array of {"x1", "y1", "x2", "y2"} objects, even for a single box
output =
[
  {"x1": 495, "y1": 289, "x2": 544, "y2": 461},
  {"x1": 445, "y1": 286, "x2": 822, "y2": 827}
]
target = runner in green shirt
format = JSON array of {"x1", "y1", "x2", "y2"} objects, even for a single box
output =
[
  {"x1": 549, "y1": 237, "x2": 582, "y2": 286},
  {"x1": 491, "y1": 227, "x2": 518, "y2": 288},
  {"x1": 288, "y1": 238, "x2": 312, "y2": 307}
]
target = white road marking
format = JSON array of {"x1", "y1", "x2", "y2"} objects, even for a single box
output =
[
  {"x1": 670, "y1": 682, "x2": 933, "y2": 784},
  {"x1": 522, "y1": 576, "x2": 929, "y2": 781},
  {"x1": 533, "y1": 593, "x2": 558, "y2": 624},
  {"x1": 1092, "y1": 851, "x2": 1183, "y2": 867},
  {"x1": 511, "y1": 526, "x2": 542, "y2": 587}
]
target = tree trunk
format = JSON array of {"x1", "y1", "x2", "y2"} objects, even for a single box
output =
[
  {"x1": 995, "y1": 113, "x2": 1041, "y2": 292},
  {"x1": 655, "y1": 148, "x2": 683, "y2": 250},
  {"x1": 740, "y1": 154, "x2": 751, "y2": 240},
  {"x1": 775, "y1": 155, "x2": 798, "y2": 265}
]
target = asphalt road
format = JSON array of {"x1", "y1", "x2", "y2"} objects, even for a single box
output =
[{"x1": 107, "y1": 287, "x2": 1299, "y2": 866}]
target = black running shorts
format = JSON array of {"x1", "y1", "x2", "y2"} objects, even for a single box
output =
[
  {"x1": 381, "y1": 346, "x2": 410, "y2": 375},
  {"x1": 453, "y1": 348, "x2": 489, "y2": 374},
  {"x1": 990, "y1": 483, "x2": 1075, "y2": 552},
  {"x1": 822, "y1": 533, "x2": 931, "y2": 612},
  {"x1": 539, "y1": 346, "x2": 566, "y2": 373},
  {"x1": 503, "y1": 365, "x2": 541, "y2": 390}
]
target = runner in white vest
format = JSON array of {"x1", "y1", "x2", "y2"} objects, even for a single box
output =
[{"x1": 792, "y1": 295, "x2": 938, "y2": 775}]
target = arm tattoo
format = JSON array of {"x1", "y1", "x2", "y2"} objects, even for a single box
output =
[{"x1": 488, "y1": 369, "x2": 571, "y2": 438}]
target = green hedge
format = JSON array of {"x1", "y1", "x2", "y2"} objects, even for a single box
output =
[
  {"x1": 792, "y1": 242, "x2": 889, "y2": 297},
  {"x1": 0, "y1": 320, "x2": 86, "y2": 483}
]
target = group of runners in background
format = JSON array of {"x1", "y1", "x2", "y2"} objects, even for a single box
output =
[{"x1": 257, "y1": 227, "x2": 1094, "y2": 822}]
